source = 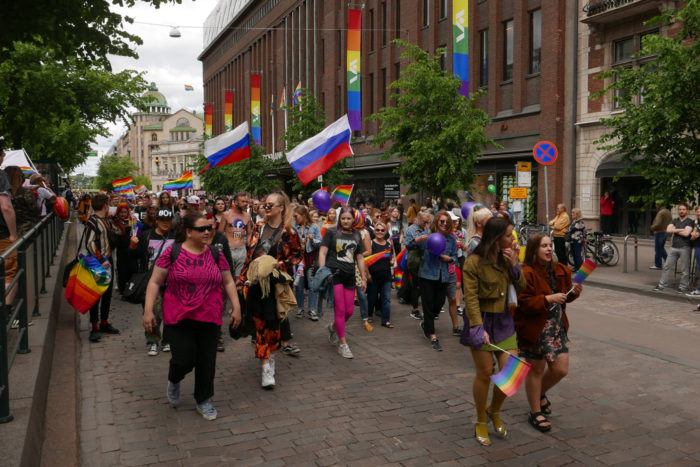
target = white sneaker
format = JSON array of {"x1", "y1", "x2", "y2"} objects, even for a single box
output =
[
  {"x1": 269, "y1": 356, "x2": 276, "y2": 375},
  {"x1": 261, "y1": 363, "x2": 275, "y2": 389},
  {"x1": 147, "y1": 343, "x2": 158, "y2": 356},
  {"x1": 328, "y1": 323, "x2": 339, "y2": 345},
  {"x1": 161, "y1": 343, "x2": 170, "y2": 352},
  {"x1": 338, "y1": 343, "x2": 354, "y2": 359}
]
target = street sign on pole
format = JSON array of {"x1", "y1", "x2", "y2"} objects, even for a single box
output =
[{"x1": 533, "y1": 141, "x2": 559, "y2": 225}]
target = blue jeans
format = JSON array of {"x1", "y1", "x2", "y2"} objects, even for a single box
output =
[
  {"x1": 571, "y1": 242, "x2": 583, "y2": 271},
  {"x1": 294, "y1": 268, "x2": 317, "y2": 311},
  {"x1": 367, "y1": 278, "x2": 392, "y2": 324},
  {"x1": 654, "y1": 232, "x2": 668, "y2": 268},
  {"x1": 356, "y1": 285, "x2": 369, "y2": 320}
]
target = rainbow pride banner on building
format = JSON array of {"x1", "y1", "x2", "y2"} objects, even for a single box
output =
[
  {"x1": 347, "y1": 8, "x2": 362, "y2": 131},
  {"x1": 224, "y1": 91, "x2": 233, "y2": 131},
  {"x1": 163, "y1": 171, "x2": 193, "y2": 191},
  {"x1": 453, "y1": 0, "x2": 469, "y2": 97},
  {"x1": 112, "y1": 176, "x2": 133, "y2": 192},
  {"x1": 490, "y1": 352, "x2": 531, "y2": 397},
  {"x1": 204, "y1": 104, "x2": 213, "y2": 137},
  {"x1": 331, "y1": 184, "x2": 353, "y2": 205},
  {"x1": 251, "y1": 74, "x2": 262, "y2": 146}
]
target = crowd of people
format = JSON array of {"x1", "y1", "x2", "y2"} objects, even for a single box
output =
[{"x1": 67, "y1": 188, "x2": 593, "y2": 447}]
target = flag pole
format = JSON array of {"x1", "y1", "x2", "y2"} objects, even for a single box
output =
[
  {"x1": 489, "y1": 343, "x2": 530, "y2": 364},
  {"x1": 271, "y1": 94, "x2": 276, "y2": 155}
]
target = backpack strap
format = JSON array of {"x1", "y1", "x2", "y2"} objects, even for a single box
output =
[{"x1": 169, "y1": 242, "x2": 220, "y2": 267}]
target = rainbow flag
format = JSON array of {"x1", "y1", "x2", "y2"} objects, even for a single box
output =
[
  {"x1": 393, "y1": 269, "x2": 404, "y2": 289},
  {"x1": 204, "y1": 104, "x2": 213, "y2": 137},
  {"x1": 184, "y1": 85, "x2": 194, "y2": 91},
  {"x1": 112, "y1": 176, "x2": 133, "y2": 192},
  {"x1": 490, "y1": 353, "x2": 531, "y2": 397},
  {"x1": 163, "y1": 171, "x2": 194, "y2": 191},
  {"x1": 573, "y1": 259, "x2": 597, "y2": 284},
  {"x1": 331, "y1": 185, "x2": 353, "y2": 205},
  {"x1": 121, "y1": 187, "x2": 135, "y2": 199},
  {"x1": 279, "y1": 87, "x2": 286, "y2": 108},
  {"x1": 453, "y1": 0, "x2": 470, "y2": 97},
  {"x1": 224, "y1": 91, "x2": 233, "y2": 131},
  {"x1": 395, "y1": 248, "x2": 407, "y2": 270},
  {"x1": 364, "y1": 249, "x2": 391, "y2": 267},
  {"x1": 293, "y1": 81, "x2": 302, "y2": 105},
  {"x1": 251, "y1": 73, "x2": 261, "y2": 145},
  {"x1": 134, "y1": 184, "x2": 147, "y2": 195},
  {"x1": 19, "y1": 166, "x2": 37, "y2": 176},
  {"x1": 347, "y1": 8, "x2": 362, "y2": 130}
]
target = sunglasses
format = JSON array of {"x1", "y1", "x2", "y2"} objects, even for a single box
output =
[
  {"x1": 439, "y1": 219, "x2": 449, "y2": 224},
  {"x1": 375, "y1": 229, "x2": 386, "y2": 233},
  {"x1": 190, "y1": 225, "x2": 213, "y2": 232},
  {"x1": 263, "y1": 204, "x2": 279, "y2": 210}
]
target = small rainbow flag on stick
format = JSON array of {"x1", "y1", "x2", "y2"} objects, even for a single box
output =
[
  {"x1": 112, "y1": 176, "x2": 133, "y2": 192},
  {"x1": 573, "y1": 259, "x2": 597, "y2": 284},
  {"x1": 20, "y1": 166, "x2": 37, "y2": 176},
  {"x1": 134, "y1": 184, "x2": 148, "y2": 195},
  {"x1": 364, "y1": 249, "x2": 391, "y2": 267},
  {"x1": 184, "y1": 85, "x2": 194, "y2": 91},
  {"x1": 331, "y1": 185, "x2": 353, "y2": 205},
  {"x1": 163, "y1": 171, "x2": 194, "y2": 191},
  {"x1": 490, "y1": 350, "x2": 532, "y2": 397}
]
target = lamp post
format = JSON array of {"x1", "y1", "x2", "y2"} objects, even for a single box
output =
[{"x1": 155, "y1": 157, "x2": 160, "y2": 175}]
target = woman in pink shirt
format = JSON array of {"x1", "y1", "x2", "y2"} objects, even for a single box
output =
[{"x1": 143, "y1": 212, "x2": 241, "y2": 421}]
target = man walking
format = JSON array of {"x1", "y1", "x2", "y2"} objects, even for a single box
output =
[
  {"x1": 650, "y1": 203, "x2": 672, "y2": 270},
  {"x1": 685, "y1": 205, "x2": 700, "y2": 298},
  {"x1": 654, "y1": 202, "x2": 694, "y2": 294}
]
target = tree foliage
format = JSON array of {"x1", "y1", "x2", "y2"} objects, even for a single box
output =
[
  {"x1": 197, "y1": 145, "x2": 281, "y2": 197},
  {"x1": 133, "y1": 175, "x2": 152, "y2": 191},
  {"x1": 95, "y1": 155, "x2": 140, "y2": 192},
  {"x1": 368, "y1": 40, "x2": 496, "y2": 199},
  {"x1": 594, "y1": 2, "x2": 700, "y2": 205},
  {"x1": 280, "y1": 89, "x2": 347, "y2": 197}
]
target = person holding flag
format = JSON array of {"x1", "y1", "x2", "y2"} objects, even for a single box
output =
[
  {"x1": 462, "y1": 217, "x2": 526, "y2": 446},
  {"x1": 514, "y1": 233, "x2": 582, "y2": 433},
  {"x1": 365, "y1": 221, "x2": 396, "y2": 328}
]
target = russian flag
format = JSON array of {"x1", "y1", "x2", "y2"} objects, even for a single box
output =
[
  {"x1": 202, "y1": 121, "x2": 251, "y2": 172},
  {"x1": 285, "y1": 115, "x2": 354, "y2": 186}
]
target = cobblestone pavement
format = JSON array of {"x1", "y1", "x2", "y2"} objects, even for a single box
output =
[{"x1": 78, "y1": 286, "x2": 700, "y2": 466}]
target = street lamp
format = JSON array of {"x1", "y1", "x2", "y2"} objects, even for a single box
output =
[
  {"x1": 155, "y1": 157, "x2": 160, "y2": 175},
  {"x1": 169, "y1": 27, "x2": 181, "y2": 38}
]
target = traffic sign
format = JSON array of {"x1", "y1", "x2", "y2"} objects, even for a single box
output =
[
  {"x1": 509, "y1": 187, "x2": 528, "y2": 199},
  {"x1": 533, "y1": 141, "x2": 558, "y2": 166}
]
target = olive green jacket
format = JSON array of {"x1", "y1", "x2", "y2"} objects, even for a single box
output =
[{"x1": 462, "y1": 253, "x2": 526, "y2": 327}]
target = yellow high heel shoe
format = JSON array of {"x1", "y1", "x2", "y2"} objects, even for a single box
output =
[
  {"x1": 487, "y1": 410, "x2": 508, "y2": 438},
  {"x1": 474, "y1": 421, "x2": 491, "y2": 446}
]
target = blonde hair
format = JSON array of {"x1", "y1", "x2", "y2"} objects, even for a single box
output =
[
  {"x1": 571, "y1": 207, "x2": 582, "y2": 219},
  {"x1": 267, "y1": 191, "x2": 293, "y2": 228},
  {"x1": 466, "y1": 206, "x2": 493, "y2": 243}
]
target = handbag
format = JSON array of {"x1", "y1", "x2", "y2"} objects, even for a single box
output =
[{"x1": 122, "y1": 237, "x2": 167, "y2": 304}]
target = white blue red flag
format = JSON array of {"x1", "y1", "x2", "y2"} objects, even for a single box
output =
[
  {"x1": 201, "y1": 122, "x2": 251, "y2": 173},
  {"x1": 285, "y1": 115, "x2": 354, "y2": 185}
]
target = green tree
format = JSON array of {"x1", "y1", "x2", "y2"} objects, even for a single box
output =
[
  {"x1": 197, "y1": 145, "x2": 280, "y2": 197},
  {"x1": 594, "y1": 2, "x2": 700, "y2": 205},
  {"x1": 133, "y1": 175, "x2": 152, "y2": 191},
  {"x1": 95, "y1": 155, "x2": 139, "y2": 192},
  {"x1": 281, "y1": 89, "x2": 348, "y2": 197},
  {"x1": 368, "y1": 40, "x2": 496, "y2": 199}
]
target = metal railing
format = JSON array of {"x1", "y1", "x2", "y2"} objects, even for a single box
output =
[
  {"x1": 623, "y1": 234, "x2": 638, "y2": 273},
  {"x1": 0, "y1": 213, "x2": 65, "y2": 423}
]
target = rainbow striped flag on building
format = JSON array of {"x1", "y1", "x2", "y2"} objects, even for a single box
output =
[
  {"x1": 347, "y1": 8, "x2": 362, "y2": 130},
  {"x1": 453, "y1": 0, "x2": 470, "y2": 97},
  {"x1": 112, "y1": 176, "x2": 133, "y2": 192},
  {"x1": 163, "y1": 171, "x2": 193, "y2": 191},
  {"x1": 490, "y1": 353, "x2": 531, "y2": 397},
  {"x1": 330, "y1": 185, "x2": 353, "y2": 205},
  {"x1": 293, "y1": 81, "x2": 302, "y2": 105},
  {"x1": 364, "y1": 249, "x2": 391, "y2": 267},
  {"x1": 251, "y1": 74, "x2": 262, "y2": 145}
]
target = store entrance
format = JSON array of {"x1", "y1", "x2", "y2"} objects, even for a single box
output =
[{"x1": 600, "y1": 176, "x2": 653, "y2": 237}]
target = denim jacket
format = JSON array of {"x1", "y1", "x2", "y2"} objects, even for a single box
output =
[
  {"x1": 417, "y1": 233, "x2": 458, "y2": 283},
  {"x1": 293, "y1": 222, "x2": 322, "y2": 253},
  {"x1": 404, "y1": 223, "x2": 430, "y2": 250}
]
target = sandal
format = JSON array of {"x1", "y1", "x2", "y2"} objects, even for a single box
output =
[
  {"x1": 381, "y1": 322, "x2": 394, "y2": 328},
  {"x1": 540, "y1": 394, "x2": 552, "y2": 415},
  {"x1": 474, "y1": 421, "x2": 491, "y2": 446},
  {"x1": 486, "y1": 409, "x2": 507, "y2": 438},
  {"x1": 367, "y1": 317, "x2": 374, "y2": 323},
  {"x1": 528, "y1": 411, "x2": 552, "y2": 433}
]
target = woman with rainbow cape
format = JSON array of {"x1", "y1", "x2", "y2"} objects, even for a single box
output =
[{"x1": 514, "y1": 232, "x2": 582, "y2": 433}]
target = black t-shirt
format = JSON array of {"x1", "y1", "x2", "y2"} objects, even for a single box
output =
[
  {"x1": 368, "y1": 240, "x2": 393, "y2": 283},
  {"x1": 0, "y1": 172, "x2": 12, "y2": 239},
  {"x1": 322, "y1": 228, "x2": 364, "y2": 276},
  {"x1": 671, "y1": 218, "x2": 694, "y2": 249},
  {"x1": 134, "y1": 206, "x2": 150, "y2": 222}
]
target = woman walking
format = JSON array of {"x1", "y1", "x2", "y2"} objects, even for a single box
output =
[
  {"x1": 111, "y1": 203, "x2": 138, "y2": 294},
  {"x1": 567, "y1": 208, "x2": 586, "y2": 272},
  {"x1": 388, "y1": 207, "x2": 404, "y2": 254},
  {"x1": 465, "y1": 205, "x2": 493, "y2": 256},
  {"x1": 366, "y1": 221, "x2": 396, "y2": 328},
  {"x1": 462, "y1": 217, "x2": 526, "y2": 446},
  {"x1": 211, "y1": 197, "x2": 227, "y2": 231},
  {"x1": 417, "y1": 210, "x2": 459, "y2": 352},
  {"x1": 318, "y1": 207, "x2": 369, "y2": 358},
  {"x1": 292, "y1": 205, "x2": 322, "y2": 320},
  {"x1": 143, "y1": 212, "x2": 241, "y2": 420},
  {"x1": 515, "y1": 233, "x2": 581, "y2": 432}
]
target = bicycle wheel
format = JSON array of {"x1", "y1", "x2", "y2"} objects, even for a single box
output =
[{"x1": 598, "y1": 240, "x2": 619, "y2": 266}]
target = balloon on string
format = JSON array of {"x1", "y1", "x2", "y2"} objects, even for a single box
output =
[
  {"x1": 427, "y1": 233, "x2": 446, "y2": 256},
  {"x1": 461, "y1": 202, "x2": 476, "y2": 219},
  {"x1": 312, "y1": 190, "x2": 332, "y2": 212},
  {"x1": 488, "y1": 184, "x2": 497, "y2": 194}
]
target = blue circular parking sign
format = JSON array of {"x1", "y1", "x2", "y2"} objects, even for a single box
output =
[{"x1": 533, "y1": 141, "x2": 558, "y2": 166}]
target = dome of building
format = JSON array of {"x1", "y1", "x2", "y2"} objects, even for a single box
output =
[{"x1": 142, "y1": 83, "x2": 170, "y2": 114}]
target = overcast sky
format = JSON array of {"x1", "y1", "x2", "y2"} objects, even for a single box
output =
[{"x1": 73, "y1": 0, "x2": 217, "y2": 175}]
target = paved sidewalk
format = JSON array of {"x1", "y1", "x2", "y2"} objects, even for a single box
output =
[{"x1": 78, "y1": 288, "x2": 700, "y2": 466}]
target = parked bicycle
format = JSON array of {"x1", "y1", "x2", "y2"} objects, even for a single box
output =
[
  {"x1": 516, "y1": 222, "x2": 550, "y2": 246},
  {"x1": 568, "y1": 230, "x2": 619, "y2": 266}
]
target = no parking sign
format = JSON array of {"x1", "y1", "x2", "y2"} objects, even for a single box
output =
[{"x1": 533, "y1": 141, "x2": 558, "y2": 166}]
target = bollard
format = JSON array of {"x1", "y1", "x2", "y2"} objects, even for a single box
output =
[
  {"x1": 623, "y1": 235, "x2": 638, "y2": 273},
  {"x1": 634, "y1": 237, "x2": 638, "y2": 272}
]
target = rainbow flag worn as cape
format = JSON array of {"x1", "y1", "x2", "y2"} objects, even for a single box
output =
[
  {"x1": 19, "y1": 166, "x2": 37, "y2": 176},
  {"x1": 573, "y1": 259, "x2": 597, "y2": 284},
  {"x1": 364, "y1": 249, "x2": 391, "y2": 267},
  {"x1": 490, "y1": 353, "x2": 531, "y2": 397},
  {"x1": 163, "y1": 171, "x2": 193, "y2": 191},
  {"x1": 112, "y1": 176, "x2": 134, "y2": 192},
  {"x1": 331, "y1": 185, "x2": 353, "y2": 205}
]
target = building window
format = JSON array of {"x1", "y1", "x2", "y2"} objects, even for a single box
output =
[
  {"x1": 176, "y1": 117, "x2": 190, "y2": 127},
  {"x1": 368, "y1": 73, "x2": 374, "y2": 114},
  {"x1": 151, "y1": 134, "x2": 157, "y2": 141},
  {"x1": 611, "y1": 30, "x2": 658, "y2": 108},
  {"x1": 320, "y1": 39, "x2": 325, "y2": 72},
  {"x1": 337, "y1": 30, "x2": 342, "y2": 65},
  {"x1": 336, "y1": 85, "x2": 342, "y2": 119},
  {"x1": 613, "y1": 70, "x2": 629, "y2": 109},
  {"x1": 381, "y1": 2, "x2": 387, "y2": 46},
  {"x1": 614, "y1": 37, "x2": 634, "y2": 63},
  {"x1": 530, "y1": 10, "x2": 542, "y2": 74},
  {"x1": 381, "y1": 68, "x2": 387, "y2": 107},
  {"x1": 503, "y1": 20, "x2": 514, "y2": 81},
  {"x1": 423, "y1": 0, "x2": 430, "y2": 27},
  {"x1": 439, "y1": 47, "x2": 446, "y2": 71},
  {"x1": 395, "y1": 0, "x2": 401, "y2": 38},
  {"x1": 394, "y1": 62, "x2": 401, "y2": 93},
  {"x1": 480, "y1": 29, "x2": 489, "y2": 87},
  {"x1": 440, "y1": 0, "x2": 447, "y2": 19},
  {"x1": 369, "y1": 9, "x2": 375, "y2": 52}
]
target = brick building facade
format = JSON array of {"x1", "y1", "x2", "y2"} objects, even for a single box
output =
[{"x1": 199, "y1": 0, "x2": 575, "y2": 221}]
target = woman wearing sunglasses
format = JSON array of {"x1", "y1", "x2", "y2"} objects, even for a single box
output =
[
  {"x1": 238, "y1": 192, "x2": 303, "y2": 389},
  {"x1": 292, "y1": 205, "x2": 322, "y2": 321},
  {"x1": 143, "y1": 212, "x2": 242, "y2": 421},
  {"x1": 366, "y1": 221, "x2": 396, "y2": 328}
]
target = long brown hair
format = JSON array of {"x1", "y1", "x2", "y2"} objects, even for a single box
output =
[
  {"x1": 472, "y1": 217, "x2": 510, "y2": 264},
  {"x1": 293, "y1": 205, "x2": 313, "y2": 225},
  {"x1": 430, "y1": 210, "x2": 453, "y2": 235},
  {"x1": 523, "y1": 232, "x2": 554, "y2": 267}
]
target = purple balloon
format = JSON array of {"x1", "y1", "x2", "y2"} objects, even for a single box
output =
[
  {"x1": 461, "y1": 202, "x2": 476, "y2": 219},
  {"x1": 312, "y1": 190, "x2": 332, "y2": 212},
  {"x1": 427, "y1": 233, "x2": 446, "y2": 256}
]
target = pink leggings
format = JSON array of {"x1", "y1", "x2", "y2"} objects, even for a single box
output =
[{"x1": 333, "y1": 284, "x2": 355, "y2": 339}]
